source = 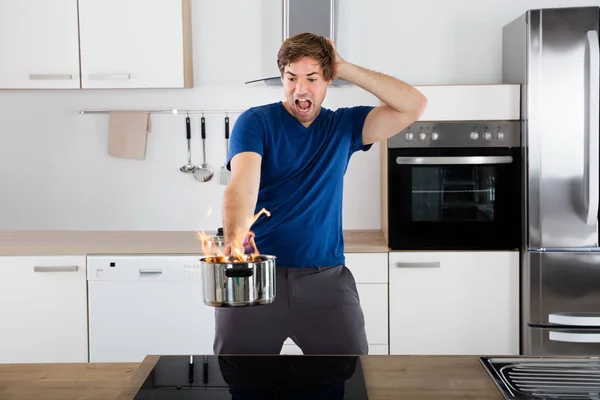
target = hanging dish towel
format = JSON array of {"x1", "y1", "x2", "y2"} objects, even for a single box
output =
[{"x1": 107, "y1": 111, "x2": 152, "y2": 160}]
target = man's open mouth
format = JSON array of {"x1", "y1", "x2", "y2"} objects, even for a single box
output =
[{"x1": 295, "y1": 98, "x2": 312, "y2": 113}]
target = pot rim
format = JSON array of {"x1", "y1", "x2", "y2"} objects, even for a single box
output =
[{"x1": 199, "y1": 254, "x2": 276, "y2": 265}]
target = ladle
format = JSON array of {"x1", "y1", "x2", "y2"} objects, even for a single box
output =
[{"x1": 180, "y1": 116, "x2": 197, "y2": 173}]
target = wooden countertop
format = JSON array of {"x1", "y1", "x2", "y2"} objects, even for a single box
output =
[
  {"x1": 0, "y1": 229, "x2": 389, "y2": 255},
  {"x1": 0, "y1": 355, "x2": 502, "y2": 400}
]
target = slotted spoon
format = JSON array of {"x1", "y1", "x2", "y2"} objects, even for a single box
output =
[{"x1": 193, "y1": 116, "x2": 214, "y2": 182}]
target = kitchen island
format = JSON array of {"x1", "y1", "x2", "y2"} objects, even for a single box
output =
[{"x1": 0, "y1": 355, "x2": 502, "y2": 400}]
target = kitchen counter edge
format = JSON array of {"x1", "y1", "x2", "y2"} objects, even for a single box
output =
[{"x1": 0, "y1": 229, "x2": 389, "y2": 256}]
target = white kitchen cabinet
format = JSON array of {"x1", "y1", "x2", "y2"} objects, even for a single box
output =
[
  {"x1": 389, "y1": 251, "x2": 519, "y2": 355},
  {"x1": 0, "y1": 0, "x2": 81, "y2": 89},
  {"x1": 78, "y1": 0, "x2": 193, "y2": 89},
  {"x1": 281, "y1": 252, "x2": 389, "y2": 355},
  {"x1": 0, "y1": 256, "x2": 88, "y2": 363},
  {"x1": 416, "y1": 85, "x2": 520, "y2": 121}
]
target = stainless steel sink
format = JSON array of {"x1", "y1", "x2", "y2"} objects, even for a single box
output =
[{"x1": 480, "y1": 356, "x2": 600, "y2": 399}]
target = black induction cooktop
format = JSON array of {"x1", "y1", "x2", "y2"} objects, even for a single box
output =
[{"x1": 130, "y1": 354, "x2": 369, "y2": 400}]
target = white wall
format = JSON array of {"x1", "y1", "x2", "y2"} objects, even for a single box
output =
[{"x1": 0, "y1": 0, "x2": 598, "y2": 231}]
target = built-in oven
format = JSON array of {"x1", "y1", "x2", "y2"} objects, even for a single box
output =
[{"x1": 385, "y1": 121, "x2": 521, "y2": 251}]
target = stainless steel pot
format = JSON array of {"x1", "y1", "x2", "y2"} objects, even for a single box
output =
[{"x1": 201, "y1": 254, "x2": 276, "y2": 307}]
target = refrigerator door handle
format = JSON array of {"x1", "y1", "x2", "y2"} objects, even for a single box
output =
[{"x1": 584, "y1": 30, "x2": 599, "y2": 225}]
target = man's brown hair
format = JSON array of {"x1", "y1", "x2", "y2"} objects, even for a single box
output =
[{"x1": 277, "y1": 32, "x2": 335, "y2": 81}]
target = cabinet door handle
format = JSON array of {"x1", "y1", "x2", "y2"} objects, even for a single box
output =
[
  {"x1": 28, "y1": 74, "x2": 73, "y2": 80},
  {"x1": 395, "y1": 262, "x2": 440, "y2": 268},
  {"x1": 88, "y1": 73, "x2": 131, "y2": 80},
  {"x1": 139, "y1": 268, "x2": 163, "y2": 275},
  {"x1": 33, "y1": 265, "x2": 78, "y2": 272}
]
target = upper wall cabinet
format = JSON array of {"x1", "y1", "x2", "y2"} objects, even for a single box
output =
[
  {"x1": 78, "y1": 0, "x2": 193, "y2": 89},
  {"x1": 0, "y1": 0, "x2": 193, "y2": 89},
  {"x1": 0, "y1": 0, "x2": 81, "y2": 89}
]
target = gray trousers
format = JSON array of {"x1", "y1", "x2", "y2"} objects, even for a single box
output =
[{"x1": 213, "y1": 265, "x2": 368, "y2": 355}]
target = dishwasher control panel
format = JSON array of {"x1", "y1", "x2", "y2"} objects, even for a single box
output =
[{"x1": 86, "y1": 255, "x2": 204, "y2": 281}]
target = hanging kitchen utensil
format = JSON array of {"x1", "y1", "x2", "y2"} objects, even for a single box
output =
[
  {"x1": 180, "y1": 116, "x2": 197, "y2": 174},
  {"x1": 193, "y1": 116, "x2": 214, "y2": 182},
  {"x1": 219, "y1": 116, "x2": 231, "y2": 185}
]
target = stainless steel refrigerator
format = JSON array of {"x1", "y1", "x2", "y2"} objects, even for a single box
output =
[{"x1": 504, "y1": 6, "x2": 600, "y2": 355}]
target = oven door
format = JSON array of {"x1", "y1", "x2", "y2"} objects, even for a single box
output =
[{"x1": 387, "y1": 147, "x2": 521, "y2": 250}]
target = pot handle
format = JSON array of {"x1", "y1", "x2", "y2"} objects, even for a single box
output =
[{"x1": 225, "y1": 267, "x2": 253, "y2": 278}]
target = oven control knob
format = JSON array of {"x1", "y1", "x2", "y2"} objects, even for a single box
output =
[
  {"x1": 431, "y1": 132, "x2": 439, "y2": 140},
  {"x1": 497, "y1": 132, "x2": 504, "y2": 140},
  {"x1": 483, "y1": 132, "x2": 492, "y2": 140},
  {"x1": 470, "y1": 132, "x2": 479, "y2": 140},
  {"x1": 418, "y1": 132, "x2": 427, "y2": 141},
  {"x1": 405, "y1": 132, "x2": 414, "y2": 140}
]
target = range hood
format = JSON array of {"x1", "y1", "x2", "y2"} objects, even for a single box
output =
[{"x1": 245, "y1": 0, "x2": 350, "y2": 87}]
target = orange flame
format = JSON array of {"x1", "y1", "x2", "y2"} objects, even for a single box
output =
[
  {"x1": 197, "y1": 208, "x2": 270, "y2": 263},
  {"x1": 251, "y1": 208, "x2": 271, "y2": 224}
]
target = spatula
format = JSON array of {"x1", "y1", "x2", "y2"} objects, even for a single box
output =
[{"x1": 219, "y1": 116, "x2": 231, "y2": 185}]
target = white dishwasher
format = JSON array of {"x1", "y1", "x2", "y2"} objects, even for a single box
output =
[{"x1": 87, "y1": 255, "x2": 215, "y2": 362}]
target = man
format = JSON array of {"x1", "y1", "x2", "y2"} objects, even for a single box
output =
[{"x1": 216, "y1": 32, "x2": 427, "y2": 355}]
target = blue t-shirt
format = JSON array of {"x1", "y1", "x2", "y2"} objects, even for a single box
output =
[{"x1": 226, "y1": 101, "x2": 374, "y2": 268}]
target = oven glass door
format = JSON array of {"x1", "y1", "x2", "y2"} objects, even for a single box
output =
[{"x1": 387, "y1": 147, "x2": 521, "y2": 250}]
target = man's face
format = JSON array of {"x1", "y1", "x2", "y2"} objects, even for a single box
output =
[{"x1": 281, "y1": 56, "x2": 332, "y2": 127}]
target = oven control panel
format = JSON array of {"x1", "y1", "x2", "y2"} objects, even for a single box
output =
[{"x1": 388, "y1": 121, "x2": 521, "y2": 148}]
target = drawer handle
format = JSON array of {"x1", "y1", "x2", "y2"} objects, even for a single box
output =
[
  {"x1": 28, "y1": 74, "x2": 73, "y2": 80},
  {"x1": 395, "y1": 262, "x2": 440, "y2": 268},
  {"x1": 33, "y1": 265, "x2": 78, "y2": 272},
  {"x1": 88, "y1": 73, "x2": 131, "y2": 81},
  {"x1": 139, "y1": 268, "x2": 163, "y2": 275},
  {"x1": 549, "y1": 312, "x2": 600, "y2": 326},
  {"x1": 549, "y1": 331, "x2": 600, "y2": 343}
]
